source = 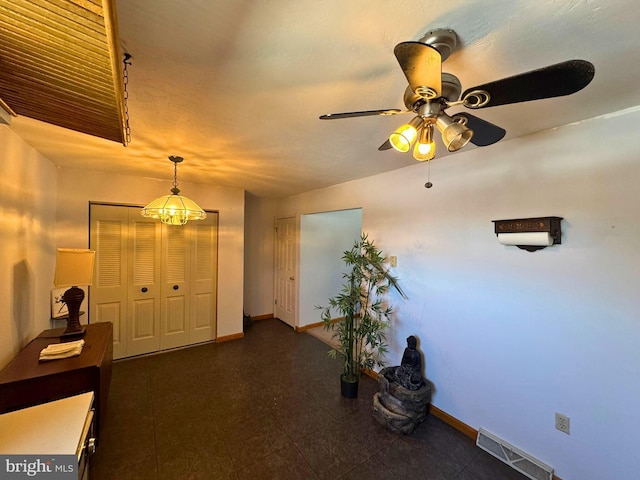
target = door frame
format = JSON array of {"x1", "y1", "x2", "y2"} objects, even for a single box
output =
[
  {"x1": 297, "y1": 209, "x2": 362, "y2": 330},
  {"x1": 272, "y1": 210, "x2": 362, "y2": 331}
]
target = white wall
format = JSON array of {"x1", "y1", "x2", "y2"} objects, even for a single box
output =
[
  {"x1": 299, "y1": 209, "x2": 362, "y2": 327},
  {"x1": 243, "y1": 193, "x2": 278, "y2": 317},
  {"x1": 56, "y1": 167, "x2": 245, "y2": 338},
  {"x1": 0, "y1": 126, "x2": 57, "y2": 369},
  {"x1": 275, "y1": 108, "x2": 640, "y2": 480}
]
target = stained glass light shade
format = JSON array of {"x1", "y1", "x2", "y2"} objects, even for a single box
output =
[
  {"x1": 140, "y1": 155, "x2": 207, "y2": 225},
  {"x1": 141, "y1": 192, "x2": 207, "y2": 225}
]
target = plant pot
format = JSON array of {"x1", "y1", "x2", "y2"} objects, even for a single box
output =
[{"x1": 340, "y1": 375, "x2": 359, "y2": 398}]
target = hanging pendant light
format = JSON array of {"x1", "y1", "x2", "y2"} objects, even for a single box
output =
[{"x1": 141, "y1": 156, "x2": 207, "y2": 225}]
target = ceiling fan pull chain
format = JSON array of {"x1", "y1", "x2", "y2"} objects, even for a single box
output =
[{"x1": 424, "y1": 158, "x2": 433, "y2": 189}]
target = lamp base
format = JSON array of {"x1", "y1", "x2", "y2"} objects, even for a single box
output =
[
  {"x1": 61, "y1": 325, "x2": 86, "y2": 337},
  {"x1": 61, "y1": 286, "x2": 87, "y2": 338}
]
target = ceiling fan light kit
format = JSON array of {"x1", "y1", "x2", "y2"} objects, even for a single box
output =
[{"x1": 320, "y1": 28, "x2": 595, "y2": 169}]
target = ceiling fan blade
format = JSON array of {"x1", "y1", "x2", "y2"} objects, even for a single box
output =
[
  {"x1": 394, "y1": 42, "x2": 442, "y2": 98},
  {"x1": 319, "y1": 109, "x2": 406, "y2": 120},
  {"x1": 378, "y1": 139, "x2": 392, "y2": 151},
  {"x1": 453, "y1": 113, "x2": 506, "y2": 146},
  {"x1": 461, "y1": 60, "x2": 595, "y2": 109}
]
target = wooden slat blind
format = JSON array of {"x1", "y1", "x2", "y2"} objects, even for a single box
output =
[{"x1": 0, "y1": 0, "x2": 127, "y2": 144}]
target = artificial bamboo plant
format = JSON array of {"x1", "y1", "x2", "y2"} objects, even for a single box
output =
[{"x1": 320, "y1": 233, "x2": 407, "y2": 385}]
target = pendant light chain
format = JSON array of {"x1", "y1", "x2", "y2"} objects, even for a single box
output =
[
  {"x1": 122, "y1": 53, "x2": 132, "y2": 145},
  {"x1": 171, "y1": 159, "x2": 180, "y2": 195}
]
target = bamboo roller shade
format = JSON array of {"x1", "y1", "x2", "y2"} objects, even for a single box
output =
[{"x1": 0, "y1": 0, "x2": 127, "y2": 144}]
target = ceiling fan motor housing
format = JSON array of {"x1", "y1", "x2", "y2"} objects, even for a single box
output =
[{"x1": 440, "y1": 73, "x2": 461, "y2": 102}]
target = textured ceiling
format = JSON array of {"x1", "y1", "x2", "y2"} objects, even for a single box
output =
[{"x1": 7, "y1": 0, "x2": 640, "y2": 198}]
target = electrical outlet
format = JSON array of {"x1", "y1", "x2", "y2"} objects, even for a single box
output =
[
  {"x1": 555, "y1": 412, "x2": 570, "y2": 434},
  {"x1": 390, "y1": 256, "x2": 397, "y2": 267}
]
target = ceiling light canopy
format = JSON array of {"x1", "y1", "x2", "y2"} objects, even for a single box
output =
[{"x1": 141, "y1": 156, "x2": 207, "y2": 225}]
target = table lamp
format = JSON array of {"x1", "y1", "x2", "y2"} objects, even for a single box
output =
[{"x1": 53, "y1": 248, "x2": 95, "y2": 337}]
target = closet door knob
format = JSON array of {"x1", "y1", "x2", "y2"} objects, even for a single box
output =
[
  {"x1": 173, "y1": 285, "x2": 179, "y2": 290},
  {"x1": 141, "y1": 287, "x2": 148, "y2": 293}
]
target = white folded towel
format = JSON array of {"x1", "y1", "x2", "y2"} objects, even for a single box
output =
[{"x1": 39, "y1": 339, "x2": 85, "y2": 361}]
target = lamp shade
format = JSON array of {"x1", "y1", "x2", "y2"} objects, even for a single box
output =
[
  {"x1": 141, "y1": 194, "x2": 207, "y2": 226},
  {"x1": 389, "y1": 116, "x2": 424, "y2": 153},
  {"x1": 435, "y1": 114, "x2": 473, "y2": 152},
  {"x1": 53, "y1": 248, "x2": 95, "y2": 288},
  {"x1": 413, "y1": 123, "x2": 436, "y2": 161}
]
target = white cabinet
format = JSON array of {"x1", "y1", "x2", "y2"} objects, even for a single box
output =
[
  {"x1": 89, "y1": 204, "x2": 218, "y2": 359},
  {"x1": 0, "y1": 392, "x2": 95, "y2": 479}
]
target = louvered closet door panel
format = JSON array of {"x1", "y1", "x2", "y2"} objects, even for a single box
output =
[
  {"x1": 160, "y1": 224, "x2": 190, "y2": 349},
  {"x1": 190, "y1": 213, "x2": 218, "y2": 343},
  {"x1": 90, "y1": 205, "x2": 129, "y2": 359},
  {"x1": 127, "y1": 212, "x2": 162, "y2": 356},
  {"x1": 189, "y1": 212, "x2": 218, "y2": 343}
]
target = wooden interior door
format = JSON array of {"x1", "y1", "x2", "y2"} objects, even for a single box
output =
[{"x1": 274, "y1": 217, "x2": 297, "y2": 327}]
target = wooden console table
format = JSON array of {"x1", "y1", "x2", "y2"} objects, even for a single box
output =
[{"x1": 0, "y1": 322, "x2": 112, "y2": 439}]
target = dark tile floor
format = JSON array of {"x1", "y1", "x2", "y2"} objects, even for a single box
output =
[{"x1": 90, "y1": 319, "x2": 526, "y2": 480}]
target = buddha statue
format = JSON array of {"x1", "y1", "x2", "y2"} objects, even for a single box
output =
[{"x1": 394, "y1": 335, "x2": 424, "y2": 390}]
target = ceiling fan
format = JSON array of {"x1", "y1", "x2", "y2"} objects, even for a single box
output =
[{"x1": 320, "y1": 29, "x2": 595, "y2": 162}]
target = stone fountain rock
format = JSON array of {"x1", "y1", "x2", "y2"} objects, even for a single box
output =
[{"x1": 372, "y1": 336, "x2": 431, "y2": 434}]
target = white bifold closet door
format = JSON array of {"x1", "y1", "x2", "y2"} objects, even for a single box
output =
[{"x1": 89, "y1": 204, "x2": 218, "y2": 359}]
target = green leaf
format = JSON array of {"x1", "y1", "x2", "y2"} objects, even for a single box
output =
[{"x1": 317, "y1": 233, "x2": 407, "y2": 379}]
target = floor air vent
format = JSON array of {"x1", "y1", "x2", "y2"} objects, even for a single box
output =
[{"x1": 476, "y1": 428, "x2": 554, "y2": 480}]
